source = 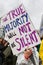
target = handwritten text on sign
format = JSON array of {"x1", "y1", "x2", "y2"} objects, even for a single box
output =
[{"x1": 1, "y1": 4, "x2": 40, "y2": 55}]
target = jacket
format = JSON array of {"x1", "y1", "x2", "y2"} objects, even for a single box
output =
[{"x1": 39, "y1": 40, "x2": 43, "y2": 65}]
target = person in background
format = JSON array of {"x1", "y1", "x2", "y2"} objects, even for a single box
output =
[
  {"x1": 39, "y1": 36, "x2": 43, "y2": 65},
  {"x1": 0, "y1": 25, "x2": 5, "y2": 65},
  {"x1": 0, "y1": 25, "x2": 9, "y2": 65},
  {"x1": 0, "y1": 25, "x2": 17, "y2": 65}
]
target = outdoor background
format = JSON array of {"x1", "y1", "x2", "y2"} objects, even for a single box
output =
[{"x1": 0, "y1": 0, "x2": 43, "y2": 30}]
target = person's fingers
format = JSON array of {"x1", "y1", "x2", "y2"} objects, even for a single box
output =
[{"x1": 0, "y1": 38, "x2": 9, "y2": 46}]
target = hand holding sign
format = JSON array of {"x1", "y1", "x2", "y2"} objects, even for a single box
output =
[{"x1": 1, "y1": 4, "x2": 40, "y2": 55}]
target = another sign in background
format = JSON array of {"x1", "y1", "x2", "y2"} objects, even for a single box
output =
[
  {"x1": 1, "y1": 4, "x2": 41, "y2": 55},
  {"x1": 40, "y1": 15, "x2": 43, "y2": 37}
]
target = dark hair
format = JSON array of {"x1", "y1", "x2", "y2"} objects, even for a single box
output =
[{"x1": 41, "y1": 37, "x2": 43, "y2": 40}]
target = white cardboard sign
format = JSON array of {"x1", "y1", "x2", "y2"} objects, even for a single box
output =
[{"x1": 1, "y1": 4, "x2": 40, "y2": 55}]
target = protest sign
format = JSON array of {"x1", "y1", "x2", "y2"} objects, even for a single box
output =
[{"x1": 1, "y1": 4, "x2": 40, "y2": 55}]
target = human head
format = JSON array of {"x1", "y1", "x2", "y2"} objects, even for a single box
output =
[
  {"x1": 24, "y1": 47, "x2": 32, "y2": 60},
  {"x1": 40, "y1": 36, "x2": 43, "y2": 40}
]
